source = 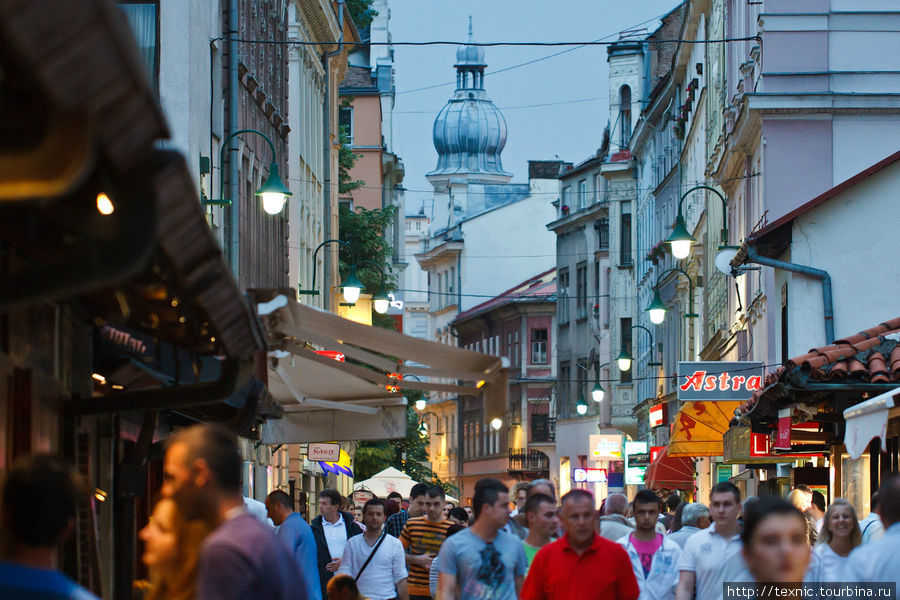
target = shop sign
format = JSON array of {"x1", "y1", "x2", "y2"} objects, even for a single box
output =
[
  {"x1": 677, "y1": 361, "x2": 764, "y2": 401},
  {"x1": 352, "y1": 489, "x2": 375, "y2": 505},
  {"x1": 649, "y1": 403, "x2": 668, "y2": 427},
  {"x1": 625, "y1": 441, "x2": 648, "y2": 485},
  {"x1": 315, "y1": 350, "x2": 345, "y2": 362},
  {"x1": 650, "y1": 446, "x2": 664, "y2": 462},
  {"x1": 590, "y1": 434, "x2": 623, "y2": 460},
  {"x1": 775, "y1": 408, "x2": 792, "y2": 450},
  {"x1": 308, "y1": 442, "x2": 341, "y2": 462},
  {"x1": 717, "y1": 464, "x2": 732, "y2": 483},
  {"x1": 573, "y1": 468, "x2": 608, "y2": 483}
]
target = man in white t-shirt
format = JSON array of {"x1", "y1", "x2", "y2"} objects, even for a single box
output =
[
  {"x1": 338, "y1": 498, "x2": 409, "y2": 600},
  {"x1": 675, "y1": 483, "x2": 745, "y2": 600}
]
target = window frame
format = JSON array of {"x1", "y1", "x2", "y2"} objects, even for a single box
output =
[{"x1": 531, "y1": 328, "x2": 548, "y2": 365}]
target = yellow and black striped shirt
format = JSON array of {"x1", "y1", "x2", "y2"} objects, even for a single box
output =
[{"x1": 399, "y1": 516, "x2": 453, "y2": 596}]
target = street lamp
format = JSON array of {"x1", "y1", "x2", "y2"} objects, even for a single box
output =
[
  {"x1": 204, "y1": 128, "x2": 292, "y2": 215},
  {"x1": 415, "y1": 398, "x2": 427, "y2": 411},
  {"x1": 645, "y1": 268, "x2": 699, "y2": 325},
  {"x1": 576, "y1": 396, "x2": 588, "y2": 415},
  {"x1": 355, "y1": 260, "x2": 391, "y2": 314},
  {"x1": 591, "y1": 382, "x2": 605, "y2": 403},
  {"x1": 490, "y1": 417, "x2": 503, "y2": 431},
  {"x1": 617, "y1": 325, "x2": 661, "y2": 372},
  {"x1": 665, "y1": 185, "x2": 728, "y2": 260},
  {"x1": 298, "y1": 239, "x2": 364, "y2": 304}
]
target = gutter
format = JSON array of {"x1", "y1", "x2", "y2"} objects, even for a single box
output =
[{"x1": 731, "y1": 243, "x2": 835, "y2": 344}]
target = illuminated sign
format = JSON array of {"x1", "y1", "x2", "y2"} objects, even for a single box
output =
[
  {"x1": 590, "y1": 434, "x2": 623, "y2": 460},
  {"x1": 573, "y1": 468, "x2": 608, "y2": 483},
  {"x1": 650, "y1": 446, "x2": 663, "y2": 462},
  {"x1": 649, "y1": 403, "x2": 668, "y2": 427},
  {"x1": 315, "y1": 350, "x2": 345, "y2": 362},
  {"x1": 625, "y1": 441, "x2": 648, "y2": 485},
  {"x1": 677, "y1": 361, "x2": 764, "y2": 401}
]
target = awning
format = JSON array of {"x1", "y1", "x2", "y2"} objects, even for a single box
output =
[
  {"x1": 669, "y1": 401, "x2": 743, "y2": 457},
  {"x1": 259, "y1": 295, "x2": 504, "y2": 444},
  {"x1": 353, "y1": 467, "x2": 458, "y2": 502},
  {"x1": 644, "y1": 447, "x2": 695, "y2": 490},
  {"x1": 843, "y1": 387, "x2": 900, "y2": 459}
]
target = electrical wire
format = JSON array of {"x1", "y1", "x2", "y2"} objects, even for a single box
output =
[
  {"x1": 493, "y1": 361, "x2": 781, "y2": 385},
  {"x1": 393, "y1": 96, "x2": 604, "y2": 114},
  {"x1": 216, "y1": 36, "x2": 761, "y2": 47}
]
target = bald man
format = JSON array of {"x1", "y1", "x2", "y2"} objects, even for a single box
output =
[{"x1": 599, "y1": 494, "x2": 634, "y2": 542}]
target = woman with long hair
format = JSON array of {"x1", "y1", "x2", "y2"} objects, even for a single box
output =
[
  {"x1": 811, "y1": 498, "x2": 862, "y2": 582},
  {"x1": 138, "y1": 497, "x2": 214, "y2": 600}
]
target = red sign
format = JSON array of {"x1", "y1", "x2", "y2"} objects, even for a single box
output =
[
  {"x1": 650, "y1": 446, "x2": 663, "y2": 462},
  {"x1": 315, "y1": 350, "x2": 345, "y2": 362},
  {"x1": 677, "y1": 361, "x2": 764, "y2": 401},
  {"x1": 751, "y1": 432, "x2": 821, "y2": 459},
  {"x1": 574, "y1": 468, "x2": 608, "y2": 483},
  {"x1": 775, "y1": 408, "x2": 792, "y2": 450},
  {"x1": 649, "y1": 403, "x2": 668, "y2": 428}
]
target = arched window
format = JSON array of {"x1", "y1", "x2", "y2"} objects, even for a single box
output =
[{"x1": 619, "y1": 85, "x2": 632, "y2": 146}]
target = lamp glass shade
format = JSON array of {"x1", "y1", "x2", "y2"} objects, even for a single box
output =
[
  {"x1": 489, "y1": 417, "x2": 502, "y2": 431},
  {"x1": 372, "y1": 284, "x2": 390, "y2": 314},
  {"x1": 341, "y1": 266, "x2": 363, "y2": 303},
  {"x1": 414, "y1": 398, "x2": 427, "y2": 411},
  {"x1": 256, "y1": 162, "x2": 292, "y2": 215},
  {"x1": 616, "y1": 348, "x2": 632, "y2": 372},
  {"x1": 591, "y1": 383, "x2": 605, "y2": 403},
  {"x1": 576, "y1": 397, "x2": 588, "y2": 415},
  {"x1": 665, "y1": 214, "x2": 695, "y2": 259},
  {"x1": 647, "y1": 290, "x2": 667, "y2": 325}
]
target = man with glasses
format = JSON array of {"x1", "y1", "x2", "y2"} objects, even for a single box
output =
[{"x1": 437, "y1": 478, "x2": 527, "y2": 600}]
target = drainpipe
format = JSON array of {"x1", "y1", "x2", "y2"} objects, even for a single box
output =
[
  {"x1": 745, "y1": 245, "x2": 834, "y2": 344},
  {"x1": 227, "y1": 0, "x2": 240, "y2": 281},
  {"x1": 322, "y1": 0, "x2": 345, "y2": 311}
]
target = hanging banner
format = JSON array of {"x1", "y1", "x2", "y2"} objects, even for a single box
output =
[
  {"x1": 677, "y1": 362, "x2": 764, "y2": 401},
  {"x1": 775, "y1": 408, "x2": 792, "y2": 450},
  {"x1": 649, "y1": 403, "x2": 668, "y2": 428},
  {"x1": 668, "y1": 401, "x2": 743, "y2": 457}
]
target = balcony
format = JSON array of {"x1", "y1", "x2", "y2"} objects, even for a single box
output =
[
  {"x1": 508, "y1": 448, "x2": 550, "y2": 479},
  {"x1": 530, "y1": 414, "x2": 556, "y2": 443}
]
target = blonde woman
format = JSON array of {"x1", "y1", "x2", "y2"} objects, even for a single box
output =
[
  {"x1": 139, "y1": 497, "x2": 213, "y2": 600},
  {"x1": 787, "y1": 486, "x2": 817, "y2": 545},
  {"x1": 811, "y1": 498, "x2": 862, "y2": 582}
]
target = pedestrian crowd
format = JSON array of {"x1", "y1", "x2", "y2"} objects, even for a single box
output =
[{"x1": 1, "y1": 424, "x2": 899, "y2": 599}]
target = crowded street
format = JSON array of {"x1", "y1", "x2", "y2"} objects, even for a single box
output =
[{"x1": 1, "y1": 0, "x2": 899, "y2": 599}]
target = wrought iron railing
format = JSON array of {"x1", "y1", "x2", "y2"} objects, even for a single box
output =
[{"x1": 508, "y1": 448, "x2": 550, "y2": 473}]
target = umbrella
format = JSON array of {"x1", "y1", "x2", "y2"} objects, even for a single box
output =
[{"x1": 354, "y1": 467, "x2": 458, "y2": 503}]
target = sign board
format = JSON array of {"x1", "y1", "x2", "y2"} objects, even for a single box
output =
[
  {"x1": 624, "y1": 441, "x2": 648, "y2": 485},
  {"x1": 650, "y1": 446, "x2": 663, "y2": 462},
  {"x1": 307, "y1": 442, "x2": 341, "y2": 462},
  {"x1": 649, "y1": 402, "x2": 668, "y2": 428},
  {"x1": 590, "y1": 434, "x2": 623, "y2": 460},
  {"x1": 607, "y1": 471, "x2": 625, "y2": 491},
  {"x1": 677, "y1": 361, "x2": 764, "y2": 401},
  {"x1": 717, "y1": 464, "x2": 733, "y2": 483},
  {"x1": 775, "y1": 408, "x2": 792, "y2": 450},
  {"x1": 573, "y1": 468, "x2": 608, "y2": 483},
  {"x1": 352, "y1": 489, "x2": 375, "y2": 505}
]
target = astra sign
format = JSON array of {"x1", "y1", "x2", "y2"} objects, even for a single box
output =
[{"x1": 677, "y1": 361, "x2": 764, "y2": 402}]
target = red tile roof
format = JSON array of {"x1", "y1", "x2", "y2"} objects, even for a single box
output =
[
  {"x1": 453, "y1": 268, "x2": 556, "y2": 324},
  {"x1": 340, "y1": 65, "x2": 375, "y2": 89},
  {"x1": 736, "y1": 317, "x2": 900, "y2": 418}
]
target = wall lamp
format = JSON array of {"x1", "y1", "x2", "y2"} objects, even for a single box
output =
[
  {"x1": 574, "y1": 361, "x2": 610, "y2": 412},
  {"x1": 355, "y1": 259, "x2": 391, "y2": 314},
  {"x1": 203, "y1": 128, "x2": 291, "y2": 215},
  {"x1": 665, "y1": 185, "x2": 728, "y2": 259},
  {"x1": 298, "y1": 239, "x2": 362, "y2": 304},
  {"x1": 645, "y1": 268, "x2": 699, "y2": 324},
  {"x1": 616, "y1": 325, "x2": 661, "y2": 372},
  {"x1": 418, "y1": 411, "x2": 444, "y2": 436}
]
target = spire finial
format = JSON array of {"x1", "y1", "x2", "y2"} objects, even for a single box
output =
[{"x1": 468, "y1": 15, "x2": 473, "y2": 40}]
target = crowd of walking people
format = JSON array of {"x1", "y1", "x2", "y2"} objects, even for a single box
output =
[{"x1": 1, "y1": 423, "x2": 898, "y2": 599}]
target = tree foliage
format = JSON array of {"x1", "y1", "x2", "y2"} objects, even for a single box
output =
[
  {"x1": 346, "y1": 0, "x2": 378, "y2": 31},
  {"x1": 338, "y1": 97, "x2": 364, "y2": 196}
]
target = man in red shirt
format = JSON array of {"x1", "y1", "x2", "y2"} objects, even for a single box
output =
[{"x1": 521, "y1": 489, "x2": 639, "y2": 600}]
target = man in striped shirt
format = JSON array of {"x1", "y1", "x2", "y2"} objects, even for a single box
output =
[
  {"x1": 400, "y1": 486, "x2": 453, "y2": 600},
  {"x1": 386, "y1": 483, "x2": 429, "y2": 538}
]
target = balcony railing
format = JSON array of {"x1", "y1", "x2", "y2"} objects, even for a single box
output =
[
  {"x1": 530, "y1": 414, "x2": 556, "y2": 443},
  {"x1": 508, "y1": 448, "x2": 550, "y2": 474}
]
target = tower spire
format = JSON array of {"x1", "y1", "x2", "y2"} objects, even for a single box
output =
[{"x1": 468, "y1": 15, "x2": 473, "y2": 40}]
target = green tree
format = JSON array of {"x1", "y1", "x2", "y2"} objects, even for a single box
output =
[
  {"x1": 346, "y1": 0, "x2": 378, "y2": 30},
  {"x1": 338, "y1": 98, "x2": 364, "y2": 196}
]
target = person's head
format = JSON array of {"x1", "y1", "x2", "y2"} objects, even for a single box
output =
[
  {"x1": 870, "y1": 490, "x2": 881, "y2": 515},
  {"x1": 810, "y1": 491, "x2": 826, "y2": 517},
  {"x1": 408, "y1": 483, "x2": 429, "y2": 517},
  {"x1": 163, "y1": 424, "x2": 242, "y2": 519},
  {"x1": 670, "y1": 501, "x2": 687, "y2": 531},
  {"x1": 384, "y1": 498, "x2": 400, "y2": 517},
  {"x1": 604, "y1": 492, "x2": 628, "y2": 516},
  {"x1": 876, "y1": 474, "x2": 900, "y2": 527},
  {"x1": 513, "y1": 483, "x2": 531, "y2": 511},
  {"x1": 464, "y1": 505, "x2": 474, "y2": 519},
  {"x1": 682, "y1": 503, "x2": 711, "y2": 529},
  {"x1": 362, "y1": 498, "x2": 386, "y2": 532},
  {"x1": 327, "y1": 573, "x2": 362, "y2": 600},
  {"x1": 318, "y1": 489, "x2": 342, "y2": 522},
  {"x1": 449, "y1": 506, "x2": 470, "y2": 525},
  {"x1": 709, "y1": 482, "x2": 741, "y2": 527},
  {"x1": 561, "y1": 489, "x2": 596, "y2": 546},
  {"x1": 472, "y1": 478, "x2": 510, "y2": 530},
  {"x1": 352, "y1": 505, "x2": 364, "y2": 522},
  {"x1": 0, "y1": 455, "x2": 84, "y2": 553},
  {"x1": 787, "y1": 485, "x2": 813, "y2": 513},
  {"x1": 442, "y1": 501, "x2": 455, "y2": 518},
  {"x1": 632, "y1": 490, "x2": 661, "y2": 532},
  {"x1": 524, "y1": 492, "x2": 558, "y2": 539},
  {"x1": 666, "y1": 494, "x2": 681, "y2": 514},
  {"x1": 265, "y1": 490, "x2": 293, "y2": 526},
  {"x1": 139, "y1": 497, "x2": 213, "y2": 595},
  {"x1": 423, "y1": 485, "x2": 446, "y2": 522},
  {"x1": 387, "y1": 491, "x2": 403, "y2": 503},
  {"x1": 741, "y1": 496, "x2": 811, "y2": 583},
  {"x1": 817, "y1": 498, "x2": 860, "y2": 547},
  {"x1": 446, "y1": 523, "x2": 466, "y2": 538},
  {"x1": 528, "y1": 479, "x2": 556, "y2": 502}
]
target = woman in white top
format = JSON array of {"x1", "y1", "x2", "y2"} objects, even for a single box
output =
[{"x1": 811, "y1": 498, "x2": 862, "y2": 582}]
